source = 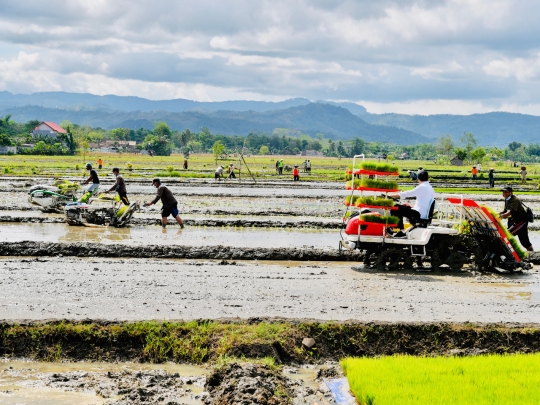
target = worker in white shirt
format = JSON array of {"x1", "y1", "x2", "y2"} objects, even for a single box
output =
[{"x1": 387, "y1": 170, "x2": 435, "y2": 237}]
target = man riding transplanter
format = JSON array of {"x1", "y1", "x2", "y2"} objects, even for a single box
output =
[{"x1": 387, "y1": 170, "x2": 435, "y2": 238}]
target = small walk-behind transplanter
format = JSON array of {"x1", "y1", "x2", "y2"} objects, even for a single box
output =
[
  {"x1": 339, "y1": 155, "x2": 530, "y2": 273},
  {"x1": 64, "y1": 194, "x2": 140, "y2": 228}
]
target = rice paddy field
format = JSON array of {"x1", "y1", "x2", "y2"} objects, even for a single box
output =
[
  {"x1": 342, "y1": 353, "x2": 540, "y2": 405},
  {"x1": 1, "y1": 153, "x2": 540, "y2": 190}
]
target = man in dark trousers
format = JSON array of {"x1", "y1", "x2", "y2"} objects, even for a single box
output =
[
  {"x1": 499, "y1": 186, "x2": 533, "y2": 251},
  {"x1": 144, "y1": 178, "x2": 184, "y2": 228},
  {"x1": 388, "y1": 170, "x2": 435, "y2": 237},
  {"x1": 105, "y1": 167, "x2": 129, "y2": 205}
]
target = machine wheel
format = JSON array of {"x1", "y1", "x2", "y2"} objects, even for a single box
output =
[
  {"x1": 432, "y1": 236, "x2": 467, "y2": 271},
  {"x1": 375, "y1": 248, "x2": 414, "y2": 271}
]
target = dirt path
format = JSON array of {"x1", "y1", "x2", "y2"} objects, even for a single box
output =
[{"x1": 1, "y1": 257, "x2": 538, "y2": 323}]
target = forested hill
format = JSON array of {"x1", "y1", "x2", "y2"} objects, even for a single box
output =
[
  {"x1": 362, "y1": 112, "x2": 540, "y2": 147},
  {"x1": 0, "y1": 103, "x2": 428, "y2": 145}
]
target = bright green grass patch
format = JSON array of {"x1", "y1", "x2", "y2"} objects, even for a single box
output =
[{"x1": 342, "y1": 354, "x2": 540, "y2": 405}]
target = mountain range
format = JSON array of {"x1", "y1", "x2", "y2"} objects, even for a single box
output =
[{"x1": 0, "y1": 91, "x2": 538, "y2": 146}]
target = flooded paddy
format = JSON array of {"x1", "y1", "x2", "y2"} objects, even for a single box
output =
[
  {"x1": 0, "y1": 222, "x2": 339, "y2": 248},
  {"x1": 0, "y1": 257, "x2": 538, "y2": 322},
  {"x1": 0, "y1": 359, "x2": 329, "y2": 405}
]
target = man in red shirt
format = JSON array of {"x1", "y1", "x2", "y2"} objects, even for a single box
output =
[{"x1": 293, "y1": 165, "x2": 300, "y2": 181}]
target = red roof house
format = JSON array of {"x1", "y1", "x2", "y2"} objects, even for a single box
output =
[{"x1": 32, "y1": 122, "x2": 67, "y2": 137}]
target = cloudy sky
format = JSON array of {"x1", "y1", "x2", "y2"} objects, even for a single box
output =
[{"x1": 0, "y1": 0, "x2": 539, "y2": 115}]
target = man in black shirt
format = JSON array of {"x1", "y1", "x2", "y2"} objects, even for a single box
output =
[
  {"x1": 106, "y1": 168, "x2": 129, "y2": 205},
  {"x1": 144, "y1": 178, "x2": 184, "y2": 228},
  {"x1": 82, "y1": 163, "x2": 100, "y2": 192}
]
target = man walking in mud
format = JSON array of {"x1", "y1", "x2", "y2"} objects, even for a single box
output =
[
  {"x1": 499, "y1": 186, "x2": 533, "y2": 251},
  {"x1": 144, "y1": 178, "x2": 184, "y2": 228},
  {"x1": 105, "y1": 167, "x2": 129, "y2": 205}
]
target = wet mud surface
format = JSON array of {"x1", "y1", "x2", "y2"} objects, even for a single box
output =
[
  {"x1": 0, "y1": 257, "x2": 538, "y2": 322},
  {"x1": 0, "y1": 360, "x2": 333, "y2": 405}
]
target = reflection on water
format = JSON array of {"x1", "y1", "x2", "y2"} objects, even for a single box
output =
[{"x1": 0, "y1": 223, "x2": 337, "y2": 248}]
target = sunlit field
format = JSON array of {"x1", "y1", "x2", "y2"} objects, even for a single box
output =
[
  {"x1": 342, "y1": 354, "x2": 540, "y2": 405},
  {"x1": 0, "y1": 153, "x2": 538, "y2": 191}
]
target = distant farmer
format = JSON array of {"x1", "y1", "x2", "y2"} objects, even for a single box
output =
[
  {"x1": 293, "y1": 165, "x2": 300, "y2": 181},
  {"x1": 97, "y1": 158, "x2": 103, "y2": 169},
  {"x1": 488, "y1": 168, "x2": 495, "y2": 188},
  {"x1": 144, "y1": 178, "x2": 184, "y2": 228},
  {"x1": 228, "y1": 164, "x2": 236, "y2": 179},
  {"x1": 520, "y1": 166, "x2": 527, "y2": 184},
  {"x1": 477, "y1": 163, "x2": 482, "y2": 172},
  {"x1": 278, "y1": 159, "x2": 284, "y2": 175},
  {"x1": 499, "y1": 186, "x2": 533, "y2": 251},
  {"x1": 82, "y1": 163, "x2": 100, "y2": 192},
  {"x1": 417, "y1": 166, "x2": 424, "y2": 175},
  {"x1": 106, "y1": 167, "x2": 129, "y2": 205},
  {"x1": 183, "y1": 159, "x2": 188, "y2": 170},
  {"x1": 306, "y1": 159, "x2": 311, "y2": 172},
  {"x1": 275, "y1": 160, "x2": 280, "y2": 174},
  {"x1": 407, "y1": 170, "x2": 418, "y2": 181},
  {"x1": 215, "y1": 166, "x2": 224, "y2": 181},
  {"x1": 471, "y1": 166, "x2": 478, "y2": 180}
]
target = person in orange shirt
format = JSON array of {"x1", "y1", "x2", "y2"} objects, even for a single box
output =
[
  {"x1": 97, "y1": 158, "x2": 103, "y2": 169},
  {"x1": 293, "y1": 165, "x2": 300, "y2": 181},
  {"x1": 471, "y1": 166, "x2": 478, "y2": 180}
]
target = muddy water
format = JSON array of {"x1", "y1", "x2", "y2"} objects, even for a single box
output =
[
  {"x1": 0, "y1": 222, "x2": 339, "y2": 248},
  {"x1": 0, "y1": 360, "x2": 209, "y2": 405},
  {"x1": 0, "y1": 360, "x2": 322, "y2": 405}
]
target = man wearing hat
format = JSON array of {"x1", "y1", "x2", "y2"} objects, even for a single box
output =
[
  {"x1": 293, "y1": 165, "x2": 300, "y2": 181},
  {"x1": 499, "y1": 186, "x2": 533, "y2": 251},
  {"x1": 488, "y1": 168, "x2": 495, "y2": 188},
  {"x1": 215, "y1": 165, "x2": 224, "y2": 181}
]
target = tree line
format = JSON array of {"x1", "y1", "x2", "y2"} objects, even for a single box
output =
[{"x1": 1, "y1": 116, "x2": 540, "y2": 162}]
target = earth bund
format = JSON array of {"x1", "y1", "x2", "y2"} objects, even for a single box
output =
[
  {"x1": 0, "y1": 241, "x2": 360, "y2": 261},
  {"x1": 3, "y1": 241, "x2": 540, "y2": 264},
  {"x1": 1, "y1": 320, "x2": 540, "y2": 365}
]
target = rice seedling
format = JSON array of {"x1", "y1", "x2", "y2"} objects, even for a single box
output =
[
  {"x1": 360, "y1": 178, "x2": 399, "y2": 190},
  {"x1": 357, "y1": 196, "x2": 394, "y2": 207},
  {"x1": 360, "y1": 214, "x2": 399, "y2": 224},
  {"x1": 116, "y1": 205, "x2": 128, "y2": 217},
  {"x1": 342, "y1": 353, "x2": 540, "y2": 405},
  {"x1": 360, "y1": 162, "x2": 399, "y2": 173},
  {"x1": 484, "y1": 206, "x2": 527, "y2": 259}
]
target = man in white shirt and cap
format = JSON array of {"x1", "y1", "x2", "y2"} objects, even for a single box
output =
[{"x1": 388, "y1": 170, "x2": 435, "y2": 237}]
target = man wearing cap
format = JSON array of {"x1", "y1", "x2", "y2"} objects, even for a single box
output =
[
  {"x1": 82, "y1": 163, "x2": 100, "y2": 192},
  {"x1": 144, "y1": 178, "x2": 184, "y2": 228},
  {"x1": 388, "y1": 170, "x2": 435, "y2": 237},
  {"x1": 499, "y1": 186, "x2": 533, "y2": 251}
]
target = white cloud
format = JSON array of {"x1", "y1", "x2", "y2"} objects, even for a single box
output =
[{"x1": 0, "y1": 0, "x2": 540, "y2": 113}]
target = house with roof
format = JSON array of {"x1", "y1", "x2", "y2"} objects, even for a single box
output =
[
  {"x1": 450, "y1": 155, "x2": 464, "y2": 166},
  {"x1": 31, "y1": 122, "x2": 67, "y2": 139}
]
